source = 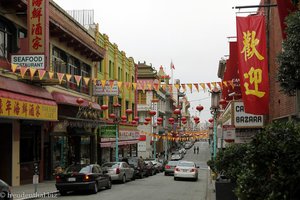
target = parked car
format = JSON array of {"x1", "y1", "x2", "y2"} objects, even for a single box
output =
[
  {"x1": 55, "y1": 164, "x2": 112, "y2": 195},
  {"x1": 174, "y1": 161, "x2": 199, "y2": 181},
  {"x1": 171, "y1": 153, "x2": 182, "y2": 161},
  {"x1": 144, "y1": 161, "x2": 156, "y2": 176},
  {"x1": 151, "y1": 160, "x2": 164, "y2": 173},
  {"x1": 0, "y1": 179, "x2": 12, "y2": 200},
  {"x1": 164, "y1": 160, "x2": 179, "y2": 176},
  {"x1": 128, "y1": 157, "x2": 147, "y2": 178},
  {"x1": 102, "y1": 162, "x2": 134, "y2": 183}
]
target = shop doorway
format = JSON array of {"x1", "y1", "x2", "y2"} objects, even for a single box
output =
[{"x1": 0, "y1": 123, "x2": 12, "y2": 185}]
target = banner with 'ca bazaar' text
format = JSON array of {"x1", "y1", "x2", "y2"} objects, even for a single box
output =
[{"x1": 236, "y1": 15, "x2": 269, "y2": 115}]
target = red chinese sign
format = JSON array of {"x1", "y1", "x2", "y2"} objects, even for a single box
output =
[{"x1": 236, "y1": 15, "x2": 269, "y2": 115}]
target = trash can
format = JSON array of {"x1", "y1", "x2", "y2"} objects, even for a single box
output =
[{"x1": 215, "y1": 176, "x2": 238, "y2": 200}]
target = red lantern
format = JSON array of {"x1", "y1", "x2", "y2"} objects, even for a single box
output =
[
  {"x1": 145, "y1": 117, "x2": 151, "y2": 122},
  {"x1": 101, "y1": 104, "x2": 108, "y2": 110},
  {"x1": 121, "y1": 115, "x2": 127, "y2": 121},
  {"x1": 109, "y1": 113, "x2": 116, "y2": 119},
  {"x1": 168, "y1": 117, "x2": 174, "y2": 122},
  {"x1": 181, "y1": 116, "x2": 187, "y2": 121},
  {"x1": 208, "y1": 118, "x2": 214, "y2": 123},
  {"x1": 134, "y1": 116, "x2": 139, "y2": 121},
  {"x1": 113, "y1": 103, "x2": 121, "y2": 108},
  {"x1": 194, "y1": 116, "x2": 200, "y2": 121},
  {"x1": 182, "y1": 121, "x2": 187, "y2": 125},
  {"x1": 157, "y1": 117, "x2": 163, "y2": 122},
  {"x1": 195, "y1": 120, "x2": 200, "y2": 124},
  {"x1": 144, "y1": 121, "x2": 149, "y2": 125},
  {"x1": 76, "y1": 98, "x2": 84, "y2": 105},
  {"x1": 196, "y1": 105, "x2": 204, "y2": 111},
  {"x1": 157, "y1": 121, "x2": 162, "y2": 125},
  {"x1": 131, "y1": 120, "x2": 137, "y2": 125},
  {"x1": 126, "y1": 109, "x2": 133, "y2": 115},
  {"x1": 224, "y1": 139, "x2": 235, "y2": 143},
  {"x1": 219, "y1": 99, "x2": 227, "y2": 108},
  {"x1": 149, "y1": 110, "x2": 156, "y2": 116},
  {"x1": 173, "y1": 109, "x2": 181, "y2": 115}
]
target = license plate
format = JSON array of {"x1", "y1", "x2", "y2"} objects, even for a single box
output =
[
  {"x1": 68, "y1": 177, "x2": 76, "y2": 182},
  {"x1": 183, "y1": 169, "x2": 188, "y2": 172}
]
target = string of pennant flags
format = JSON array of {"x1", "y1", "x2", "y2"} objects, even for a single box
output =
[
  {"x1": 10, "y1": 64, "x2": 236, "y2": 93},
  {"x1": 141, "y1": 130, "x2": 209, "y2": 141}
]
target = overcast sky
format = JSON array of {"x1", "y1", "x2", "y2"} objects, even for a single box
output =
[{"x1": 53, "y1": 0, "x2": 260, "y2": 121}]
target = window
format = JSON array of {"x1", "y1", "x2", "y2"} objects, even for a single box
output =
[
  {"x1": 109, "y1": 60, "x2": 112, "y2": 78},
  {"x1": 0, "y1": 20, "x2": 12, "y2": 58},
  {"x1": 138, "y1": 91, "x2": 146, "y2": 104}
]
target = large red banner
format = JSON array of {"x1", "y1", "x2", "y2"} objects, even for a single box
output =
[{"x1": 236, "y1": 15, "x2": 269, "y2": 115}]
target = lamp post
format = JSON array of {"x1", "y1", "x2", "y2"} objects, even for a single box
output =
[
  {"x1": 113, "y1": 103, "x2": 121, "y2": 162},
  {"x1": 210, "y1": 87, "x2": 221, "y2": 160}
]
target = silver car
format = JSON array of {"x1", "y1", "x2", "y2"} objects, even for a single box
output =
[
  {"x1": 102, "y1": 162, "x2": 134, "y2": 183},
  {"x1": 174, "y1": 161, "x2": 199, "y2": 181},
  {"x1": 164, "y1": 160, "x2": 179, "y2": 176}
]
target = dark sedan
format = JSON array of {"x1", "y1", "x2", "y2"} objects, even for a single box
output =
[
  {"x1": 0, "y1": 179, "x2": 12, "y2": 200},
  {"x1": 144, "y1": 161, "x2": 156, "y2": 176},
  {"x1": 55, "y1": 164, "x2": 111, "y2": 195},
  {"x1": 128, "y1": 157, "x2": 147, "y2": 179}
]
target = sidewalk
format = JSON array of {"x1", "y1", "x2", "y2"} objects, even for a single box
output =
[
  {"x1": 206, "y1": 169, "x2": 216, "y2": 200},
  {"x1": 11, "y1": 181, "x2": 58, "y2": 200}
]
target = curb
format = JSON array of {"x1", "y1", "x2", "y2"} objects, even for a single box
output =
[{"x1": 15, "y1": 191, "x2": 59, "y2": 200}]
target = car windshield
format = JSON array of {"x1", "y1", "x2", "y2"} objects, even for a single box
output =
[
  {"x1": 168, "y1": 161, "x2": 179, "y2": 165},
  {"x1": 65, "y1": 164, "x2": 90, "y2": 173},
  {"x1": 178, "y1": 162, "x2": 195, "y2": 167},
  {"x1": 102, "y1": 162, "x2": 119, "y2": 168}
]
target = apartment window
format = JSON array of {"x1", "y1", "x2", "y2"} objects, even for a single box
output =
[
  {"x1": 138, "y1": 91, "x2": 146, "y2": 104},
  {"x1": 118, "y1": 67, "x2": 121, "y2": 80},
  {"x1": 52, "y1": 47, "x2": 67, "y2": 73},
  {"x1": 98, "y1": 61, "x2": 103, "y2": 73},
  {"x1": 0, "y1": 21, "x2": 12, "y2": 58}
]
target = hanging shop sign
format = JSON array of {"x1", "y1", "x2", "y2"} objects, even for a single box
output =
[
  {"x1": 11, "y1": 54, "x2": 45, "y2": 69},
  {"x1": 138, "y1": 141, "x2": 146, "y2": 152},
  {"x1": 0, "y1": 96, "x2": 57, "y2": 121},
  {"x1": 100, "y1": 125, "x2": 117, "y2": 138},
  {"x1": 93, "y1": 80, "x2": 119, "y2": 96},
  {"x1": 222, "y1": 125, "x2": 236, "y2": 140},
  {"x1": 119, "y1": 130, "x2": 140, "y2": 140},
  {"x1": 234, "y1": 101, "x2": 263, "y2": 128}
]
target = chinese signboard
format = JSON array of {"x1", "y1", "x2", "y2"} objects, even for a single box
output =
[
  {"x1": 0, "y1": 97, "x2": 57, "y2": 121},
  {"x1": 236, "y1": 15, "x2": 269, "y2": 115},
  {"x1": 234, "y1": 101, "x2": 263, "y2": 128},
  {"x1": 93, "y1": 80, "x2": 119, "y2": 96},
  {"x1": 119, "y1": 130, "x2": 140, "y2": 140},
  {"x1": 100, "y1": 125, "x2": 117, "y2": 138},
  {"x1": 11, "y1": 55, "x2": 45, "y2": 69}
]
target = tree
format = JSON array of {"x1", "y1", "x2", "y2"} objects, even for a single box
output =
[{"x1": 277, "y1": 10, "x2": 300, "y2": 96}]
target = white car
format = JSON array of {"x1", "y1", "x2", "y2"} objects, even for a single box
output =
[
  {"x1": 102, "y1": 162, "x2": 134, "y2": 183},
  {"x1": 174, "y1": 161, "x2": 199, "y2": 181}
]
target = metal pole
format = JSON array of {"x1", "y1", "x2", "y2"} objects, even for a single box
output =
[
  {"x1": 115, "y1": 123, "x2": 119, "y2": 162},
  {"x1": 213, "y1": 111, "x2": 217, "y2": 160}
]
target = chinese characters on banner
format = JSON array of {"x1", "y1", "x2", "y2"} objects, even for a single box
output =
[
  {"x1": 0, "y1": 97, "x2": 57, "y2": 121},
  {"x1": 236, "y1": 15, "x2": 269, "y2": 115}
]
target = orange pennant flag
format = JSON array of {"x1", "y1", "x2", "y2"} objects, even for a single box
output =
[
  {"x1": 141, "y1": 82, "x2": 146, "y2": 93},
  {"x1": 65, "y1": 74, "x2": 72, "y2": 82},
  {"x1": 193, "y1": 83, "x2": 199, "y2": 92},
  {"x1": 223, "y1": 81, "x2": 228, "y2": 88},
  {"x1": 74, "y1": 75, "x2": 82, "y2": 86},
  {"x1": 147, "y1": 83, "x2": 152, "y2": 90},
  {"x1": 29, "y1": 68, "x2": 37, "y2": 80},
  {"x1": 101, "y1": 80, "x2": 106, "y2": 88},
  {"x1": 153, "y1": 83, "x2": 159, "y2": 91},
  {"x1": 11, "y1": 64, "x2": 18, "y2": 73},
  {"x1": 217, "y1": 82, "x2": 223, "y2": 89},
  {"x1": 20, "y1": 66, "x2": 28, "y2": 78},
  {"x1": 132, "y1": 83, "x2": 137, "y2": 91},
  {"x1": 211, "y1": 82, "x2": 217, "y2": 88},
  {"x1": 118, "y1": 81, "x2": 123, "y2": 91},
  {"x1": 228, "y1": 80, "x2": 234, "y2": 89},
  {"x1": 57, "y1": 73, "x2": 65, "y2": 84},
  {"x1": 187, "y1": 84, "x2": 193, "y2": 93},
  {"x1": 83, "y1": 77, "x2": 90, "y2": 86},
  {"x1": 48, "y1": 72, "x2": 54, "y2": 80},
  {"x1": 206, "y1": 83, "x2": 211, "y2": 90},
  {"x1": 109, "y1": 80, "x2": 115, "y2": 91},
  {"x1": 200, "y1": 83, "x2": 206, "y2": 90},
  {"x1": 174, "y1": 84, "x2": 180, "y2": 90},
  {"x1": 38, "y1": 70, "x2": 46, "y2": 80}
]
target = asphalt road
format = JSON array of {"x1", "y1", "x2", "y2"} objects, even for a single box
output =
[{"x1": 54, "y1": 141, "x2": 211, "y2": 200}]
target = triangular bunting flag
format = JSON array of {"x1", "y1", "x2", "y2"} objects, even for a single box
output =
[
  {"x1": 109, "y1": 80, "x2": 115, "y2": 91},
  {"x1": 187, "y1": 84, "x2": 193, "y2": 93},
  {"x1": 38, "y1": 70, "x2": 46, "y2": 80},
  {"x1": 147, "y1": 83, "x2": 152, "y2": 90},
  {"x1": 20, "y1": 66, "x2": 28, "y2": 78},
  {"x1": 141, "y1": 82, "x2": 146, "y2": 93},
  {"x1": 57, "y1": 73, "x2": 65, "y2": 84},
  {"x1": 29, "y1": 68, "x2": 37, "y2": 80},
  {"x1": 200, "y1": 83, "x2": 206, "y2": 90},
  {"x1": 48, "y1": 72, "x2": 54, "y2": 80},
  {"x1": 101, "y1": 80, "x2": 106, "y2": 88},
  {"x1": 11, "y1": 64, "x2": 18, "y2": 73},
  {"x1": 132, "y1": 83, "x2": 137, "y2": 91},
  {"x1": 217, "y1": 82, "x2": 223, "y2": 89},
  {"x1": 174, "y1": 84, "x2": 180, "y2": 90},
  {"x1": 206, "y1": 83, "x2": 211, "y2": 90},
  {"x1": 118, "y1": 81, "x2": 123, "y2": 91},
  {"x1": 83, "y1": 77, "x2": 90, "y2": 86},
  {"x1": 153, "y1": 83, "x2": 159, "y2": 91},
  {"x1": 161, "y1": 84, "x2": 166, "y2": 91},
  {"x1": 127, "y1": 82, "x2": 132, "y2": 90},
  {"x1": 74, "y1": 75, "x2": 82, "y2": 86},
  {"x1": 181, "y1": 84, "x2": 186, "y2": 92},
  {"x1": 193, "y1": 83, "x2": 199, "y2": 92},
  {"x1": 65, "y1": 74, "x2": 72, "y2": 82},
  {"x1": 211, "y1": 82, "x2": 217, "y2": 88},
  {"x1": 223, "y1": 81, "x2": 228, "y2": 88},
  {"x1": 228, "y1": 80, "x2": 234, "y2": 89}
]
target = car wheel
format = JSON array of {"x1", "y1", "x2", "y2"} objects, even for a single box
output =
[
  {"x1": 131, "y1": 174, "x2": 136, "y2": 181},
  {"x1": 91, "y1": 182, "x2": 98, "y2": 194},
  {"x1": 164, "y1": 172, "x2": 168, "y2": 176},
  {"x1": 174, "y1": 177, "x2": 177, "y2": 181},
  {"x1": 59, "y1": 190, "x2": 67, "y2": 196},
  {"x1": 106, "y1": 179, "x2": 112, "y2": 189},
  {"x1": 122, "y1": 175, "x2": 126, "y2": 183},
  {"x1": 140, "y1": 173, "x2": 144, "y2": 179}
]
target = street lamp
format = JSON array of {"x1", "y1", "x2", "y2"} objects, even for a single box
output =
[
  {"x1": 113, "y1": 103, "x2": 121, "y2": 162},
  {"x1": 210, "y1": 87, "x2": 221, "y2": 160}
]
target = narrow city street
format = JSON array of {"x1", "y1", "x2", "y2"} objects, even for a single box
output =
[{"x1": 48, "y1": 141, "x2": 210, "y2": 200}]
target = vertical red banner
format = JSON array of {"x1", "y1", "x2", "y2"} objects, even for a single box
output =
[{"x1": 236, "y1": 15, "x2": 269, "y2": 115}]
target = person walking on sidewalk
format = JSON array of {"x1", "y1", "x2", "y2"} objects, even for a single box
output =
[
  {"x1": 197, "y1": 146, "x2": 199, "y2": 154},
  {"x1": 194, "y1": 146, "x2": 196, "y2": 154}
]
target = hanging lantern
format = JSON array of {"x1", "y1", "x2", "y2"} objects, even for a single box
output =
[
  {"x1": 76, "y1": 98, "x2": 84, "y2": 105},
  {"x1": 219, "y1": 99, "x2": 227, "y2": 107},
  {"x1": 194, "y1": 116, "x2": 200, "y2": 121},
  {"x1": 149, "y1": 110, "x2": 156, "y2": 116},
  {"x1": 181, "y1": 116, "x2": 187, "y2": 121},
  {"x1": 121, "y1": 115, "x2": 127, "y2": 121},
  {"x1": 126, "y1": 109, "x2": 133, "y2": 115},
  {"x1": 196, "y1": 105, "x2": 204, "y2": 111},
  {"x1": 208, "y1": 118, "x2": 214, "y2": 123},
  {"x1": 173, "y1": 108, "x2": 181, "y2": 115},
  {"x1": 168, "y1": 117, "x2": 174, "y2": 122},
  {"x1": 157, "y1": 121, "x2": 162, "y2": 125},
  {"x1": 131, "y1": 120, "x2": 137, "y2": 125},
  {"x1": 196, "y1": 120, "x2": 200, "y2": 124},
  {"x1": 134, "y1": 116, "x2": 139, "y2": 121},
  {"x1": 182, "y1": 121, "x2": 187, "y2": 125},
  {"x1": 145, "y1": 117, "x2": 151, "y2": 122},
  {"x1": 109, "y1": 113, "x2": 116, "y2": 119},
  {"x1": 113, "y1": 103, "x2": 121, "y2": 108},
  {"x1": 157, "y1": 117, "x2": 163, "y2": 122},
  {"x1": 101, "y1": 104, "x2": 108, "y2": 111},
  {"x1": 144, "y1": 121, "x2": 149, "y2": 125}
]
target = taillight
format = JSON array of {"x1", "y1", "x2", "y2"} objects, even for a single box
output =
[
  {"x1": 165, "y1": 165, "x2": 171, "y2": 169},
  {"x1": 175, "y1": 168, "x2": 180, "y2": 172},
  {"x1": 83, "y1": 175, "x2": 90, "y2": 181},
  {"x1": 56, "y1": 175, "x2": 61, "y2": 182},
  {"x1": 190, "y1": 168, "x2": 196, "y2": 172},
  {"x1": 116, "y1": 168, "x2": 120, "y2": 174}
]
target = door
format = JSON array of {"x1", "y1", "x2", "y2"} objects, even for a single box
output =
[{"x1": 0, "y1": 123, "x2": 12, "y2": 185}]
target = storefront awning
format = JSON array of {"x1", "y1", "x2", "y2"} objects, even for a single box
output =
[
  {"x1": 52, "y1": 91, "x2": 100, "y2": 110},
  {"x1": 100, "y1": 140, "x2": 139, "y2": 148}
]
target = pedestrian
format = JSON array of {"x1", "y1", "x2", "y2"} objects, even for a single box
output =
[
  {"x1": 197, "y1": 146, "x2": 199, "y2": 154},
  {"x1": 194, "y1": 146, "x2": 196, "y2": 154}
]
